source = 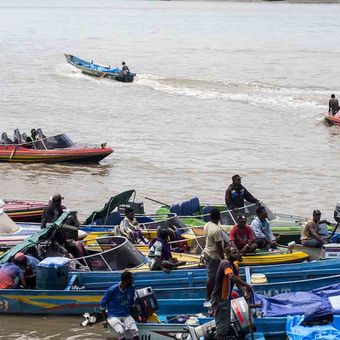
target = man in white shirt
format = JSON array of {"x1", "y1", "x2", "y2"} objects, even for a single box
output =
[{"x1": 203, "y1": 208, "x2": 225, "y2": 307}]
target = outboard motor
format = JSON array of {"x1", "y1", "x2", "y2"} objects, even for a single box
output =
[
  {"x1": 119, "y1": 201, "x2": 145, "y2": 214},
  {"x1": 334, "y1": 202, "x2": 340, "y2": 223},
  {"x1": 135, "y1": 287, "x2": 159, "y2": 320},
  {"x1": 188, "y1": 297, "x2": 252, "y2": 340}
]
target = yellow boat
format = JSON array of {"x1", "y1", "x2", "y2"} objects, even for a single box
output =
[
  {"x1": 83, "y1": 231, "x2": 309, "y2": 267},
  {"x1": 82, "y1": 235, "x2": 203, "y2": 271}
]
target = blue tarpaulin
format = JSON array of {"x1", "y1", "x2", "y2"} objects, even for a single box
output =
[
  {"x1": 255, "y1": 291, "x2": 332, "y2": 317},
  {"x1": 286, "y1": 315, "x2": 340, "y2": 340}
]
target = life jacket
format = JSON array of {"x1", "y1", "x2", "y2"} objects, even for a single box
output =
[
  {"x1": 148, "y1": 238, "x2": 171, "y2": 261},
  {"x1": 231, "y1": 188, "x2": 245, "y2": 201}
]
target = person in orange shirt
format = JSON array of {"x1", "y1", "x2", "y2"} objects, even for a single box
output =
[{"x1": 211, "y1": 247, "x2": 252, "y2": 340}]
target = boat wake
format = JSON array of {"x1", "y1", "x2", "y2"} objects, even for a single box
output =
[{"x1": 135, "y1": 74, "x2": 329, "y2": 110}]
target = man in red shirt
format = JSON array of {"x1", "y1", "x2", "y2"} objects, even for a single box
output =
[{"x1": 229, "y1": 215, "x2": 258, "y2": 255}]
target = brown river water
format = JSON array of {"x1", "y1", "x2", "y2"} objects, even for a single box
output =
[{"x1": 1, "y1": 0, "x2": 340, "y2": 337}]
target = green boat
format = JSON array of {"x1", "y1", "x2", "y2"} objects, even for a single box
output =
[{"x1": 155, "y1": 198, "x2": 333, "y2": 245}]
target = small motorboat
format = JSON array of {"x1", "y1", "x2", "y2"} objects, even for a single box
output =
[
  {"x1": 0, "y1": 133, "x2": 113, "y2": 163},
  {"x1": 324, "y1": 112, "x2": 340, "y2": 126},
  {"x1": 65, "y1": 54, "x2": 136, "y2": 83}
]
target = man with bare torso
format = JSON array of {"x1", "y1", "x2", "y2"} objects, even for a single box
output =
[{"x1": 301, "y1": 210, "x2": 328, "y2": 248}]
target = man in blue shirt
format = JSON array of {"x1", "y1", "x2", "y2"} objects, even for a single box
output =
[{"x1": 100, "y1": 271, "x2": 139, "y2": 340}]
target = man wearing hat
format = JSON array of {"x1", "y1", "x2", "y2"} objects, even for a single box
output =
[
  {"x1": 41, "y1": 194, "x2": 64, "y2": 229},
  {"x1": 229, "y1": 215, "x2": 258, "y2": 255},
  {"x1": 225, "y1": 175, "x2": 259, "y2": 211},
  {"x1": 301, "y1": 210, "x2": 329, "y2": 248}
]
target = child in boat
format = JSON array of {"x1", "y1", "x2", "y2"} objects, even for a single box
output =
[
  {"x1": 119, "y1": 208, "x2": 147, "y2": 244},
  {"x1": 148, "y1": 229, "x2": 185, "y2": 272}
]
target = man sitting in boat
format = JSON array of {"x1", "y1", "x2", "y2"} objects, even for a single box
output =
[
  {"x1": 36, "y1": 128, "x2": 46, "y2": 140},
  {"x1": 100, "y1": 271, "x2": 139, "y2": 340},
  {"x1": 0, "y1": 255, "x2": 26, "y2": 289},
  {"x1": 121, "y1": 62, "x2": 130, "y2": 75},
  {"x1": 41, "y1": 194, "x2": 64, "y2": 229},
  {"x1": 301, "y1": 210, "x2": 329, "y2": 248},
  {"x1": 250, "y1": 206, "x2": 277, "y2": 249},
  {"x1": 229, "y1": 215, "x2": 258, "y2": 255},
  {"x1": 225, "y1": 174, "x2": 259, "y2": 211},
  {"x1": 329, "y1": 94, "x2": 340, "y2": 115},
  {"x1": 119, "y1": 208, "x2": 147, "y2": 244},
  {"x1": 0, "y1": 132, "x2": 14, "y2": 144},
  {"x1": 148, "y1": 229, "x2": 184, "y2": 272},
  {"x1": 13, "y1": 129, "x2": 25, "y2": 144},
  {"x1": 26, "y1": 128, "x2": 38, "y2": 143},
  {"x1": 211, "y1": 247, "x2": 252, "y2": 340}
]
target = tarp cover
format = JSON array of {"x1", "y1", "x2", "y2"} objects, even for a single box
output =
[
  {"x1": 286, "y1": 315, "x2": 340, "y2": 340},
  {"x1": 255, "y1": 291, "x2": 332, "y2": 317},
  {"x1": 83, "y1": 190, "x2": 135, "y2": 225},
  {"x1": 0, "y1": 212, "x2": 71, "y2": 264}
]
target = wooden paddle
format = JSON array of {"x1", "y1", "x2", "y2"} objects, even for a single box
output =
[{"x1": 144, "y1": 196, "x2": 171, "y2": 208}]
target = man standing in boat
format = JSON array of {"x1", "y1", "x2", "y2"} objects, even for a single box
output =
[
  {"x1": 211, "y1": 247, "x2": 252, "y2": 340},
  {"x1": 203, "y1": 208, "x2": 225, "y2": 308},
  {"x1": 329, "y1": 94, "x2": 340, "y2": 115},
  {"x1": 100, "y1": 271, "x2": 139, "y2": 340},
  {"x1": 121, "y1": 62, "x2": 130, "y2": 75},
  {"x1": 300, "y1": 210, "x2": 328, "y2": 248},
  {"x1": 225, "y1": 175, "x2": 259, "y2": 212},
  {"x1": 41, "y1": 194, "x2": 64, "y2": 228}
]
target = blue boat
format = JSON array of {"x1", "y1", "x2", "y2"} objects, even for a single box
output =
[{"x1": 65, "y1": 54, "x2": 136, "y2": 83}]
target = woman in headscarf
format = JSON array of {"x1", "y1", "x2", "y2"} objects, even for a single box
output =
[
  {"x1": 36, "y1": 128, "x2": 46, "y2": 140},
  {"x1": 0, "y1": 132, "x2": 13, "y2": 144},
  {"x1": 13, "y1": 129, "x2": 24, "y2": 144}
]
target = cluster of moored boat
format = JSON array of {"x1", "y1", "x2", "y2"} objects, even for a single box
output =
[{"x1": 1, "y1": 189, "x2": 340, "y2": 339}]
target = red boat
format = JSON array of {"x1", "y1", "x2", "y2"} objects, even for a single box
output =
[
  {"x1": 0, "y1": 134, "x2": 113, "y2": 163},
  {"x1": 324, "y1": 112, "x2": 340, "y2": 126},
  {"x1": 2, "y1": 199, "x2": 48, "y2": 222}
]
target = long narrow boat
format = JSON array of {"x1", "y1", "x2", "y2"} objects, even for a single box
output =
[
  {"x1": 156, "y1": 197, "x2": 334, "y2": 244},
  {"x1": 2, "y1": 199, "x2": 49, "y2": 222},
  {"x1": 2, "y1": 269, "x2": 340, "y2": 315},
  {"x1": 0, "y1": 133, "x2": 113, "y2": 163},
  {"x1": 65, "y1": 54, "x2": 136, "y2": 83},
  {"x1": 324, "y1": 112, "x2": 340, "y2": 126}
]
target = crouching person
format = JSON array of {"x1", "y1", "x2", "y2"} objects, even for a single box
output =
[{"x1": 100, "y1": 271, "x2": 139, "y2": 340}]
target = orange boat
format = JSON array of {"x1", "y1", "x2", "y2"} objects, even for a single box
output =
[
  {"x1": 0, "y1": 134, "x2": 113, "y2": 163},
  {"x1": 324, "y1": 112, "x2": 340, "y2": 126}
]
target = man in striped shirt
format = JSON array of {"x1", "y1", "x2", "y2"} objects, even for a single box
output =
[{"x1": 211, "y1": 247, "x2": 252, "y2": 339}]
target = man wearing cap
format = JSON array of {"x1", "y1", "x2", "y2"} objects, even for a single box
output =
[
  {"x1": 41, "y1": 194, "x2": 64, "y2": 229},
  {"x1": 301, "y1": 210, "x2": 329, "y2": 248},
  {"x1": 0, "y1": 255, "x2": 26, "y2": 289},
  {"x1": 225, "y1": 175, "x2": 259, "y2": 211},
  {"x1": 13, "y1": 252, "x2": 40, "y2": 288},
  {"x1": 229, "y1": 215, "x2": 258, "y2": 255}
]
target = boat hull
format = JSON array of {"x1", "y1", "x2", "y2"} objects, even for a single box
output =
[
  {"x1": 3, "y1": 200, "x2": 48, "y2": 222},
  {"x1": 324, "y1": 112, "x2": 340, "y2": 126},
  {"x1": 65, "y1": 54, "x2": 135, "y2": 83},
  {"x1": 0, "y1": 146, "x2": 113, "y2": 163}
]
